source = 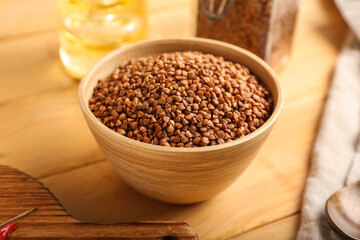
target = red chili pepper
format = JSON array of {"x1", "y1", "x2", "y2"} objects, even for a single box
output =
[{"x1": 0, "y1": 222, "x2": 17, "y2": 240}]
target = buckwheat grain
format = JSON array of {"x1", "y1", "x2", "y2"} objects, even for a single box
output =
[{"x1": 89, "y1": 51, "x2": 273, "y2": 147}]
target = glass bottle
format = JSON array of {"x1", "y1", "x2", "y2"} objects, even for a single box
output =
[{"x1": 58, "y1": 0, "x2": 147, "y2": 79}]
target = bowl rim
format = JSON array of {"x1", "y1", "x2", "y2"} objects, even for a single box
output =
[{"x1": 78, "y1": 37, "x2": 283, "y2": 153}]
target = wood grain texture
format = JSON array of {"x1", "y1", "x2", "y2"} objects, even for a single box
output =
[
  {"x1": 78, "y1": 38, "x2": 283, "y2": 204},
  {"x1": 0, "y1": 165, "x2": 198, "y2": 240},
  {"x1": 229, "y1": 214, "x2": 301, "y2": 240},
  {"x1": 0, "y1": 0, "x2": 348, "y2": 239},
  {"x1": 0, "y1": 0, "x2": 58, "y2": 39}
]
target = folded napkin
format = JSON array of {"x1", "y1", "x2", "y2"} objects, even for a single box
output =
[{"x1": 297, "y1": 0, "x2": 360, "y2": 239}]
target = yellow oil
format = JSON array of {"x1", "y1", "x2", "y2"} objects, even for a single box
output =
[{"x1": 58, "y1": 0, "x2": 147, "y2": 79}]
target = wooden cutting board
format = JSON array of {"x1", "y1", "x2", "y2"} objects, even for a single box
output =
[{"x1": 0, "y1": 165, "x2": 198, "y2": 240}]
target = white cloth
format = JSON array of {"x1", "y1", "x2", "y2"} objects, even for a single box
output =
[{"x1": 297, "y1": 0, "x2": 360, "y2": 239}]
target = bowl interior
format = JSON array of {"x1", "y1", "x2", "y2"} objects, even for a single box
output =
[{"x1": 79, "y1": 38, "x2": 283, "y2": 152}]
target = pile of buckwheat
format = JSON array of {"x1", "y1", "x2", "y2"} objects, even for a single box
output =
[{"x1": 89, "y1": 51, "x2": 273, "y2": 147}]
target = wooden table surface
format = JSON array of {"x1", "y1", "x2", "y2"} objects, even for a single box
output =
[{"x1": 0, "y1": 0, "x2": 347, "y2": 239}]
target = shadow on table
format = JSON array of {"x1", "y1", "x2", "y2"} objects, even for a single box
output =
[{"x1": 45, "y1": 160, "x2": 218, "y2": 225}]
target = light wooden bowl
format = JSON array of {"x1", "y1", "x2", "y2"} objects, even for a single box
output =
[{"x1": 78, "y1": 38, "x2": 283, "y2": 204}]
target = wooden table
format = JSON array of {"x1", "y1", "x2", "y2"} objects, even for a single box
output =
[{"x1": 0, "y1": 0, "x2": 347, "y2": 239}]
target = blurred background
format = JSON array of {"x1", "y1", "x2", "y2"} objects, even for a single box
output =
[
  {"x1": 1, "y1": 0, "x2": 197, "y2": 79},
  {"x1": 0, "y1": 0, "x2": 197, "y2": 39}
]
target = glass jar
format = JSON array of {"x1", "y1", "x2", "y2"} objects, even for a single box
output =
[
  {"x1": 58, "y1": 0, "x2": 147, "y2": 79},
  {"x1": 196, "y1": 0, "x2": 299, "y2": 73}
]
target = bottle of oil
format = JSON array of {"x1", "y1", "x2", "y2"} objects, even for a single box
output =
[{"x1": 58, "y1": 0, "x2": 147, "y2": 79}]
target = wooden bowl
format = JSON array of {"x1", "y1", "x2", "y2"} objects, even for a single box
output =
[{"x1": 78, "y1": 38, "x2": 283, "y2": 204}]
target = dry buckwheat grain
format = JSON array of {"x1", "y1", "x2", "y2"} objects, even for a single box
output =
[{"x1": 89, "y1": 51, "x2": 273, "y2": 147}]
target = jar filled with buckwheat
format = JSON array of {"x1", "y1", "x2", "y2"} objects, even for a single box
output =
[{"x1": 196, "y1": 0, "x2": 299, "y2": 72}]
